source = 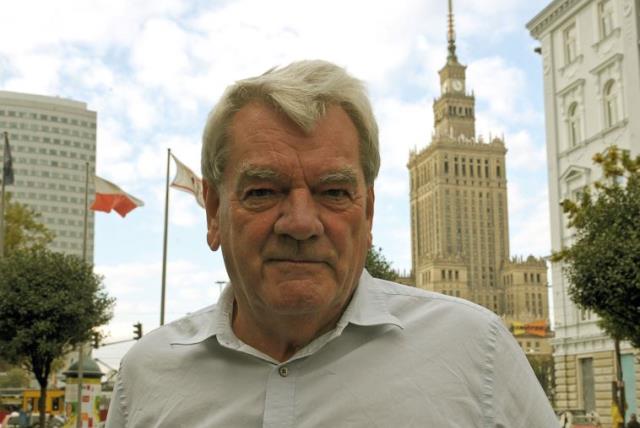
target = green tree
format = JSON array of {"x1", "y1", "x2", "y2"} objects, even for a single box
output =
[
  {"x1": 0, "y1": 249, "x2": 114, "y2": 427},
  {"x1": 551, "y1": 146, "x2": 639, "y2": 422},
  {"x1": 3, "y1": 192, "x2": 55, "y2": 253},
  {"x1": 551, "y1": 146, "x2": 640, "y2": 347},
  {"x1": 0, "y1": 366, "x2": 30, "y2": 388},
  {"x1": 527, "y1": 354, "x2": 555, "y2": 403},
  {"x1": 366, "y1": 246, "x2": 398, "y2": 281}
]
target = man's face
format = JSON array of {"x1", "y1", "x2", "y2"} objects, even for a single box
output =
[{"x1": 204, "y1": 102, "x2": 374, "y2": 324}]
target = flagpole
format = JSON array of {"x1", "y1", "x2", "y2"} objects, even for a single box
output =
[
  {"x1": 0, "y1": 132, "x2": 8, "y2": 258},
  {"x1": 75, "y1": 161, "x2": 90, "y2": 428},
  {"x1": 82, "y1": 162, "x2": 89, "y2": 261},
  {"x1": 160, "y1": 148, "x2": 171, "y2": 325}
]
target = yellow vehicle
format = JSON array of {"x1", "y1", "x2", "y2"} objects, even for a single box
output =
[{"x1": 22, "y1": 389, "x2": 65, "y2": 416}]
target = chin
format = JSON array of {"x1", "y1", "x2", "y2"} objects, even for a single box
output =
[{"x1": 265, "y1": 279, "x2": 337, "y2": 314}]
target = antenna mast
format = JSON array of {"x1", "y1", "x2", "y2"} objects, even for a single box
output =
[{"x1": 447, "y1": 0, "x2": 457, "y2": 61}]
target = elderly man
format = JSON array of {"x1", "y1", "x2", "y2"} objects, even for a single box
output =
[{"x1": 106, "y1": 60, "x2": 557, "y2": 427}]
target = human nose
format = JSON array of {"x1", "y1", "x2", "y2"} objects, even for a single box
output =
[{"x1": 273, "y1": 189, "x2": 324, "y2": 240}]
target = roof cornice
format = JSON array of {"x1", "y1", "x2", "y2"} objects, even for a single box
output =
[{"x1": 526, "y1": 0, "x2": 584, "y2": 40}]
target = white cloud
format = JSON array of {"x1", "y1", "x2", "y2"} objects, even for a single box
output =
[
  {"x1": 122, "y1": 88, "x2": 158, "y2": 131},
  {"x1": 96, "y1": 261, "x2": 160, "y2": 295},
  {"x1": 131, "y1": 18, "x2": 193, "y2": 91},
  {"x1": 376, "y1": 97, "x2": 432, "y2": 170},
  {"x1": 3, "y1": 54, "x2": 62, "y2": 94},
  {"x1": 508, "y1": 183, "x2": 551, "y2": 257},
  {"x1": 96, "y1": 258, "x2": 226, "y2": 317},
  {"x1": 169, "y1": 191, "x2": 205, "y2": 227},
  {"x1": 135, "y1": 145, "x2": 166, "y2": 181},
  {"x1": 0, "y1": 0, "x2": 185, "y2": 54},
  {"x1": 95, "y1": 119, "x2": 134, "y2": 169},
  {"x1": 468, "y1": 57, "x2": 527, "y2": 121},
  {"x1": 510, "y1": 201, "x2": 551, "y2": 258},
  {"x1": 504, "y1": 130, "x2": 547, "y2": 172}
]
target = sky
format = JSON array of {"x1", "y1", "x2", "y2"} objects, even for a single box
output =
[{"x1": 0, "y1": 0, "x2": 552, "y2": 369}]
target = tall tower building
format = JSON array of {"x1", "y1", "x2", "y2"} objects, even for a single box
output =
[
  {"x1": 408, "y1": 2, "x2": 551, "y2": 363},
  {"x1": 0, "y1": 91, "x2": 97, "y2": 260},
  {"x1": 528, "y1": 0, "x2": 639, "y2": 421},
  {"x1": 408, "y1": 0, "x2": 510, "y2": 314}
]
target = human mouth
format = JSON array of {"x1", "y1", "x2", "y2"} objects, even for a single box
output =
[{"x1": 267, "y1": 258, "x2": 326, "y2": 265}]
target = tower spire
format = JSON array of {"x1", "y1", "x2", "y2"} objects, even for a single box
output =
[{"x1": 447, "y1": 0, "x2": 457, "y2": 61}]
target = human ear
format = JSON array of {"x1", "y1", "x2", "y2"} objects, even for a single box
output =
[
  {"x1": 203, "y1": 180, "x2": 221, "y2": 251},
  {"x1": 366, "y1": 186, "x2": 375, "y2": 248}
]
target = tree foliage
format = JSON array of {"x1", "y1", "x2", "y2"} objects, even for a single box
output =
[
  {"x1": 366, "y1": 246, "x2": 398, "y2": 281},
  {"x1": 0, "y1": 249, "x2": 114, "y2": 425},
  {"x1": 527, "y1": 354, "x2": 555, "y2": 404},
  {"x1": 3, "y1": 192, "x2": 55, "y2": 253},
  {"x1": 0, "y1": 366, "x2": 30, "y2": 388},
  {"x1": 551, "y1": 146, "x2": 640, "y2": 347}
]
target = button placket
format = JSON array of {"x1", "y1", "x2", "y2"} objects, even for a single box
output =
[{"x1": 263, "y1": 364, "x2": 296, "y2": 428}]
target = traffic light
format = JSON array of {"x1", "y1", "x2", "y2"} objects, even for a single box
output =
[
  {"x1": 92, "y1": 332, "x2": 100, "y2": 349},
  {"x1": 133, "y1": 322, "x2": 143, "y2": 340}
]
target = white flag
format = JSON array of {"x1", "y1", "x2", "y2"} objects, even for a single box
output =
[{"x1": 170, "y1": 153, "x2": 205, "y2": 208}]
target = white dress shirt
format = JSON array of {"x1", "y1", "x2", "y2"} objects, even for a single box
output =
[{"x1": 106, "y1": 271, "x2": 558, "y2": 428}]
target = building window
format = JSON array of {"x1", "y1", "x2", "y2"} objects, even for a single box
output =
[
  {"x1": 580, "y1": 309, "x2": 590, "y2": 321},
  {"x1": 580, "y1": 358, "x2": 596, "y2": 412},
  {"x1": 568, "y1": 102, "x2": 581, "y2": 147},
  {"x1": 538, "y1": 294, "x2": 543, "y2": 315},
  {"x1": 599, "y1": 0, "x2": 614, "y2": 39},
  {"x1": 604, "y1": 79, "x2": 619, "y2": 127},
  {"x1": 564, "y1": 23, "x2": 577, "y2": 64}
]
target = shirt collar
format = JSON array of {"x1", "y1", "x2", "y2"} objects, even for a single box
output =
[
  {"x1": 171, "y1": 269, "x2": 403, "y2": 347},
  {"x1": 168, "y1": 284, "x2": 233, "y2": 346},
  {"x1": 335, "y1": 269, "x2": 404, "y2": 332}
]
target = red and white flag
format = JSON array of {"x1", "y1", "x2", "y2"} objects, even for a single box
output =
[
  {"x1": 90, "y1": 175, "x2": 144, "y2": 217},
  {"x1": 170, "y1": 153, "x2": 205, "y2": 208}
]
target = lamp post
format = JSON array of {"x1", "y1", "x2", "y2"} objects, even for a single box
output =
[{"x1": 215, "y1": 280, "x2": 226, "y2": 297}]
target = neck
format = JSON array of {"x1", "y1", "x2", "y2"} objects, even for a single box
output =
[{"x1": 231, "y1": 298, "x2": 347, "y2": 362}]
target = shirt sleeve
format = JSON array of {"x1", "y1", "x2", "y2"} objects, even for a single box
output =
[
  {"x1": 105, "y1": 370, "x2": 127, "y2": 428},
  {"x1": 489, "y1": 318, "x2": 560, "y2": 428}
]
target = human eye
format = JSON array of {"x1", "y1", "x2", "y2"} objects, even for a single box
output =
[
  {"x1": 244, "y1": 188, "x2": 275, "y2": 199},
  {"x1": 240, "y1": 187, "x2": 280, "y2": 210},
  {"x1": 318, "y1": 187, "x2": 353, "y2": 208},
  {"x1": 322, "y1": 188, "x2": 351, "y2": 199}
]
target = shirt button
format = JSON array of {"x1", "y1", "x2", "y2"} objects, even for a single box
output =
[{"x1": 279, "y1": 366, "x2": 289, "y2": 377}]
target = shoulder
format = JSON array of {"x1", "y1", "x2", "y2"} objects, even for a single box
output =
[
  {"x1": 364, "y1": 276, "x2": 510, "y2": 352},
  {"x1": 120, "y1": 303, "x2": 219, "y2": 372},
  {"x1": 372, "y1": 277, "x2": 499, "y2": 326}
]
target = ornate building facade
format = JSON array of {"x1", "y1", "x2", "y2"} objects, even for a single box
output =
[
  {"x1": 527, "y1": 0, "x2": 639, "y2": 423},
  {"x1": 408, "y1": 2, "x2": 551, "y2": 356}
]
